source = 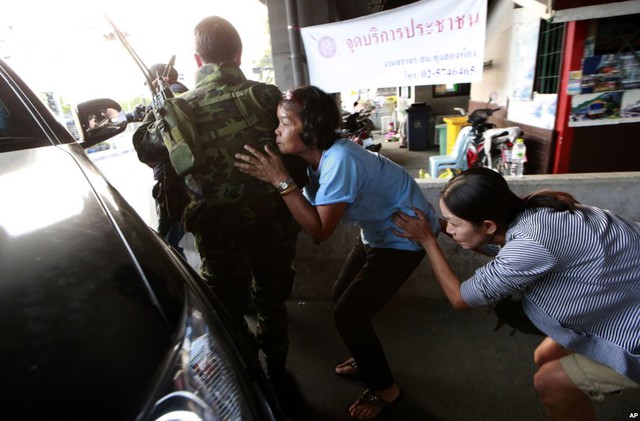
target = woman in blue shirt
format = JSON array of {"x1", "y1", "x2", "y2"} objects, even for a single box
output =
[
  {"x1": 235, "y1": 85, "x2": 439, "y2": 420},
  {"x1": 393, "y1": 167, "x2": 640, "y2": 421}
]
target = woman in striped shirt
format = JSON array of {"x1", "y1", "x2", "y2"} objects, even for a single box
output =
[{"x1": 393, "y1": 167, "x2": 640, "y2": 421}]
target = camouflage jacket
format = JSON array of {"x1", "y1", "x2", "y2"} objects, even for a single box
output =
[{"x1": 133, "y1": 62, "x2": 307, "y2": 231}]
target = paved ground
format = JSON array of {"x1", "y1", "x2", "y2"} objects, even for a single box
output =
[{"x1": 281, "y1": 300, "x2": 638, "y2": 421}]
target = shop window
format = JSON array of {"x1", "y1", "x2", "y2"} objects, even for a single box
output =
[{"x1": 534, "y1": 20, "x2": 565, "y2": 94}]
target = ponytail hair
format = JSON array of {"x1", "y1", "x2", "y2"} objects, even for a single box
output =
[
  {"x1": 522, "y1": 190, "x2": 580, "y2": 212},
  {"x1": 441, "y1": 168, "x2": 580, "y2": 228}
]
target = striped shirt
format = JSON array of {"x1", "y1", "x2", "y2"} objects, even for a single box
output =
[{"x1": 460, "y1": 206, "x2": 640, "y2": 383}]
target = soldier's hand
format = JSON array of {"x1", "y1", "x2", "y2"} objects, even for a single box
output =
[{"x1": 132, "y1": 103, "x2": 147, "y2": 121}]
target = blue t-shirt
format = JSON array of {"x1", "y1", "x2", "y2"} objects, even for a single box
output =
[{"x1": 303, "y1": 139, "x2": 439, "y2": 251}]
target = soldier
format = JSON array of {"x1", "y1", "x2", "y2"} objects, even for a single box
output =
[
  {"x1": 132, "y1": 16, "x2": 307, "y2": 401},
  {"x1": 146, "y1": 63, "x2": 188, "y2": 96},
  {"x1": 146, "y1": 63, "x2": 189, "y2": 257}
]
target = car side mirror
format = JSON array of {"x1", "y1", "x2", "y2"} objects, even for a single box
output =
[{"x1": 74, "y1": 98, "x2": 127, "y2": 148}]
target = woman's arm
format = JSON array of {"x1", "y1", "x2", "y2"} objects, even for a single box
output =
[
  {"x1": 393, "y1": 209, "x2": 470, "y2": 310},
  {"x1": 235, "y1": 144, "x2": 346, "y2": 241},
  {"x1": 280, "y1": 190, "x2": 346, "y2": 241}
]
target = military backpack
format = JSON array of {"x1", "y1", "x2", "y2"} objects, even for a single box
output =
[{"x1": 157, "y1": 81, "x2": 290, "y2": 230}]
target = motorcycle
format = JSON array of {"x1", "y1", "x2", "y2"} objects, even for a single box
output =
[
  {"x1": 479, "y1": 126, "x2": 523, "y2": 175},
  {"x1": 343, "y1": 103, "x2": 375, "y2": 133},
  {"x1": 341, "y1": 105, "x2": 381, "y2": 152},
  {"x1": 454, "y1": 93, "x2": 523, "y2": 175}
]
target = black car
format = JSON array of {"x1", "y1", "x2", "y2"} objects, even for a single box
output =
[{"x1": 0, "y1": 59, "x2": 281, "y2": 420}]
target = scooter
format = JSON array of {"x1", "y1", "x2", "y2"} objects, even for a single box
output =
[
  {"x1": 339, "y1": 125, "x2": 382, "y2": 152},
  {"x1": 341, "y1": 106, "x2": 381, "y2": 152},
  {"x1": 454, "y1": 93, "x2": 523, "y2": 175},
  {"x1": 343, "y1": 105, "x2": 374, "y2": 134},
  {"x1": 480, "y1": 126, "x2": 523, "y2": 175}
]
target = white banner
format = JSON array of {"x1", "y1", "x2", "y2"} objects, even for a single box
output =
[{"x1": 300, "y1": 0, "x2": 487, "y2": 93}]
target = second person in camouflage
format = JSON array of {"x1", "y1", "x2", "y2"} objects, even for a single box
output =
[{"x1": 132, "y1": 16, "x2": 307, "y2": 400}]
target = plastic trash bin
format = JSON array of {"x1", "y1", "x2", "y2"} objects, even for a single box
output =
[
  {"x1": 435, "y1": 124, "x2": 447, "y2": 156},
  {"x1": 405, "y1": 103, "x2": 431, "y2": 151},
  {"x1": 442, "y1": 116, "x2": 469, "y2": 155}
]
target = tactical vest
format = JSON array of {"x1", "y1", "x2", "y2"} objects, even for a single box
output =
[{"x1": 174, "y1": 81, "x2": 289, "y2": 231}]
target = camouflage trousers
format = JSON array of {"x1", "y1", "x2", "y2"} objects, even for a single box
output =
[{"x1": 195, "y1": 215, "x2": 299, "y2": 373}]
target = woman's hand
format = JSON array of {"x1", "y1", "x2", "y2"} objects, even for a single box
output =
[
  {"x1": 394, "y1": 208, "x2": 469, "y2": 310},
  {"x1": 392, "y1": 208, "x2": 437, "y2": 247},
  {"x1": 234, "y1": 144, "x2": 289, "y2": 186}
]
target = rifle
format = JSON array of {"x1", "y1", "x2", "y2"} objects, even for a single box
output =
[
  {"x1": 104, "y1": 16, "x2": 172, "y2": 111},
  {"x1": 104, "y1": 16, "x2": 197, "y2": 176}
]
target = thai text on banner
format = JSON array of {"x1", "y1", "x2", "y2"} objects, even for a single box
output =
[{"x1": 300, "y1": 0, "x2": 487, "y2": 92}]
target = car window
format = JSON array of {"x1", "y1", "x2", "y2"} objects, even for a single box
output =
[{"x1": 0, "y1": 76, "x2": 50, "y2": 151}]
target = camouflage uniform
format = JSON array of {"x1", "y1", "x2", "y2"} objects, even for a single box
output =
[{"x1": 133, "y1": 62, "x2": 307, "y2": 376}]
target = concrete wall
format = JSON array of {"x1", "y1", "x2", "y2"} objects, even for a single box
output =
[{"x1": 291, "y1": 172, "x2": 640, "y2": 302}]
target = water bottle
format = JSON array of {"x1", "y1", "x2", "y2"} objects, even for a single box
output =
[{"x1": 510, "y1": 138, "x2": 526, "y2": 177}]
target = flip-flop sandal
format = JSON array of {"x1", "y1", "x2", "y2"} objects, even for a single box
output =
[
  {"x1": 335, "y1": 357, "x2": 360, "y2": 378},
  {"x1": 349, "y1": 388, "x2": 403, "y2": 420}
]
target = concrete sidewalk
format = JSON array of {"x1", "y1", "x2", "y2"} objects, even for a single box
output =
[{"x1": 282, "y1": 299, "x2": 638, "y2": 421}]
